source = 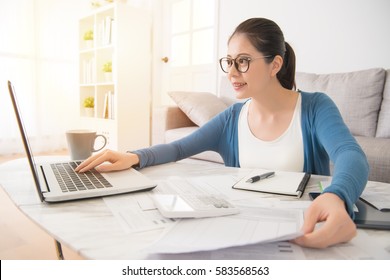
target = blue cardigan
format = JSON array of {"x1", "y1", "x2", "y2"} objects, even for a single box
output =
[{"x1": 134, "y1": 91, "x2": 369, "y2": 217}]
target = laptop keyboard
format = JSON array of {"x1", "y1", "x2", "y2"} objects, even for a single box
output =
[{"x1": 51, "y1": 161, "x2": 113, "y2": 192}]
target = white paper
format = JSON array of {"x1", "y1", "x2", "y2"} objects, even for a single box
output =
[
  {"x1": 103, "y1": 193, "x2": 176, "y2": 233},
  {"x1": 149, "y1": 241, "x2": 306, "y2": 260},
  {"x1": 146, "y1": 207, "x2": 304, "y2": 254},
  {"x1": 303, "y1": 230, "x2": 390, "y2": 260},
  {"x1": 154, "y1": 175, "x2": 240, "y2": 197},
  {"x1": 360, "y1": 190, "x2": 390, "y2": 211},
  {"x1": 103, "y1": 175, "x2": 245, "y2": 234},
  {"x1": 233, "y1": 197, "x2": 312, "y2": 210},
  {"x1": 148, "y1": 227, "x2": 390, "y2": 260}
]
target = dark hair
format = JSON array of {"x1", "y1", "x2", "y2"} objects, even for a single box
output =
[{"x1": 229, "y1": 18, "x2": 296, "y2": 90}]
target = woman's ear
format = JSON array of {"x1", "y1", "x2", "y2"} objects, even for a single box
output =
[{"x1": 270, "y1": 55, "x2": 283, "y2": 77}]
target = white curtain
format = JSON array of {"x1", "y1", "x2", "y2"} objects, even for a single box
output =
[{"x1": 0, "y1": 0, "x2": 89, "y2": 155}]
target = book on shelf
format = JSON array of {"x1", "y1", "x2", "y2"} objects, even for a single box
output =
[
  {"x1": 103, "y1": 90, "x2": 114, "y2": 119},
  {"x1": 97, "y1": 16, "x2": 114, "y2": 46},
  {"x1": 82, "y1": 58, "x2": 95, "y2": 84}
]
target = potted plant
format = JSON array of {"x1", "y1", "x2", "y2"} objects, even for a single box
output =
[
  {"x1": 83, "y1": 29, "x2": 94, "y2": 49},
  {"x1": 83, "y1": 96, "x2": 95, "y2": 117},
  {"x1": 102, "y1": 61, "x2": 112, "y2": 82}
]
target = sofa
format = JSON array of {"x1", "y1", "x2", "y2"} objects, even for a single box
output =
[{"x1": 152, "y1": 68, "x2": 390, "y2": 183}]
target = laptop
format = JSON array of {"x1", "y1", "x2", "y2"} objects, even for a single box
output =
[{"x1": 7, "y1": 80, "x2": 157, "y2": 202}]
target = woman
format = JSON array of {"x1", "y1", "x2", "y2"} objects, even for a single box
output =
[{"x1": 76, "y1": 18, "x2": 369, "y2": 249}]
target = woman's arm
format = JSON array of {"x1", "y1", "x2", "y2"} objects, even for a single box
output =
[
  {"x1": 311, "y1": 93, "x2": 369, "y2": 216},
  {"x1": 133, "y1": 106, "x2": 233, "y2": 168},
  {"x1": 294, "y1": 93, "x2": 369, "y2": 248},
  {"x1": 76, "y1": 105, "x2": 236, "y2": 172}
]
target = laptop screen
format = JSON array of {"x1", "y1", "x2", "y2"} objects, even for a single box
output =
[{"x1": 7, "y1": 80, "x2": 44, "y2": 202}]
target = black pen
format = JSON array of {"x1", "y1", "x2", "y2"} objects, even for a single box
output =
[{"x1": 246, "y1": 171, "x2": 275, "y2": 183}]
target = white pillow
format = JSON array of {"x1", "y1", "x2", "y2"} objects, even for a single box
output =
[{"x1": 168, "y1": 91, "x2": 228, "y2": 127}]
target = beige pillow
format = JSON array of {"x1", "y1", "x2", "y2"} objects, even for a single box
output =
[
  {"x1": 376, "y1": 69, "x2": 390, "y2": 138},
  {"x1": 168, "y1": 91, "x2": 228, "y2": 127},
  {"x1": 296, "y1": 68, "x2": 385, "y2": 137}
]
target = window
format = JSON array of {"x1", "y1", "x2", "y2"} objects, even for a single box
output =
[
  {"x1": 0, "y1": 0, "x2": 85, "y2": 155},
  {"x1": 170, "y1": 0, "x2": 215, "y2": 67}
]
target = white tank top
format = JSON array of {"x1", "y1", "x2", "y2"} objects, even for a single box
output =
[{"x1": 238, "y1": 94, "x2": 304, "y2": 172}]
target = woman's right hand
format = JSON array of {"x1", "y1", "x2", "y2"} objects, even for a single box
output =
[{"x1": 75, "y1": 149, "x2": 140, "y2": 173}]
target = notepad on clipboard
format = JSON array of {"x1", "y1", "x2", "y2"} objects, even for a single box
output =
[{"x1": 233, "y1": 169, "x2": 311, "y2": 198}]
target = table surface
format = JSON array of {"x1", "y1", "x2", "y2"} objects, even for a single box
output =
[{"x1": 1, "y1": 156, "x2": 389, "y2": 260}]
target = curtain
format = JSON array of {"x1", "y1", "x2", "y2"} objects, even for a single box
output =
[{"x1": 0, "y1": 0, "x2": 88, "y2": 155}]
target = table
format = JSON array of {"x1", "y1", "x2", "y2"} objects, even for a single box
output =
[{"x1": 1, "y1": 156, "x2": 389, "y2": 260}]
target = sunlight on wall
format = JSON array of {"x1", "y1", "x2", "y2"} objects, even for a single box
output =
[{"x1": 0, "y1": 0, "x2": 91, "y2": 155}]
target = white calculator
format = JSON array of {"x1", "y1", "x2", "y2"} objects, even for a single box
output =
[{"x1": 152, "y1": 194, "x2": 240, "y2": 218}]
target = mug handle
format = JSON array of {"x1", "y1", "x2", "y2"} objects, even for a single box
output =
[{"x1": 93, "y1": 134, "x2": 107, "y2": 152}]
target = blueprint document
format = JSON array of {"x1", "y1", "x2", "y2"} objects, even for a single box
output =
[{"x1": 146, "y1": 206, "x2": 304, "y2": 254}]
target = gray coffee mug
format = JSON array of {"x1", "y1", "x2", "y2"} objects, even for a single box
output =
[{"x1": 66, "y1": 130, "x2": 107, "y2": 160}]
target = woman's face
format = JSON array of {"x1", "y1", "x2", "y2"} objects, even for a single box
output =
[{"x1": 227, "y1": 33, "x2": 274, "y2": 99}]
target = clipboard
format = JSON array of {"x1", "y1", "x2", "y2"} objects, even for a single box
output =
[{"x1": 233, "y1": 169, "x2": 311, "y2": 198}]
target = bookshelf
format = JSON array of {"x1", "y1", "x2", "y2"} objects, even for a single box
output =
[{"x1": 78, "y1": 3, "x2": 151, "y2": 152}]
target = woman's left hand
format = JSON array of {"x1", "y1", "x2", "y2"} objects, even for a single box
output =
[{"x1": 293, "y1": 192, "x2": 357, "y2": 248}]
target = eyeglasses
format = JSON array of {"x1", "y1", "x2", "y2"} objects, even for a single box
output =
[{"x1": 219, "y1": 55, "x2": 273, "y2": 73}]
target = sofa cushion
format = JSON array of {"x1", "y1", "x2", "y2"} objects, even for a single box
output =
[
  {"x1": 165, "y1": 126, "x2": 199, "y2": 143},
  {"x1": 376, "y1": 69, "x2": 390, "y2": 138},
  {"x1": 168, "y1": 91, "x2": 228, "y2": 127},
  {"x1": 355, "y1": 136, "x2": 390, "y2": 183},
  {"x1": 152, "y1": 106, "x2": 195, "y2": 145},
  {"x1": 296, "y1": 68, "x2": 386, "y2": 137}
]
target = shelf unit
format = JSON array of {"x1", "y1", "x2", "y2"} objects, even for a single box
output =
[{"x1": 78, "y1": 3, "x2": 151, "y2": 152}]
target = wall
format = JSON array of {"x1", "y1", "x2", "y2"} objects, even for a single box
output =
[{"x1": 218, "y1": 0, "x2": 390, "y2": 74}]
